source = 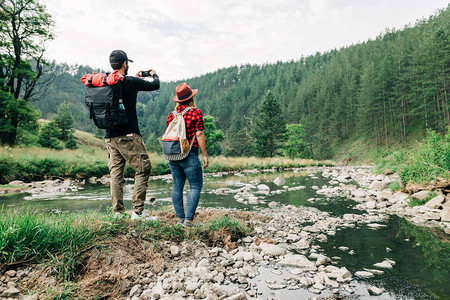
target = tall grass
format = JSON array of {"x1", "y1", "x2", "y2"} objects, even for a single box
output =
[
  {"x1": 1, "y1": 145, "x2": 333, "y2": 183},
  {"x1": 0, "y1": 209, "x2": 112, "y2": 280}
]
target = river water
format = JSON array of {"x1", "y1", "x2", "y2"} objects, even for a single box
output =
[{"x1": 2, "y1": 169, "x2": 449, "y2": 299}]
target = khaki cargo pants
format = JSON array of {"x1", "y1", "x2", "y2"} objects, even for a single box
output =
[{"x1": 105, "y1": 133, "x2": 151, "y2": 213}]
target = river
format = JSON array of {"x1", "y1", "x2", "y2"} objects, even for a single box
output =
[{"x1": 2, "y1": 168, "x2": 449, "y2": 299}]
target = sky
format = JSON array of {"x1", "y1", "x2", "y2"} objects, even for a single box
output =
[{"x1": 43, "y1": 0, "x2": 449, "y2": 82}]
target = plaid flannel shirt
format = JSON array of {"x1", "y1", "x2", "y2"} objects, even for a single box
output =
[{"x1": 166, "y1": 104, "x2": 204, "y2": 148}]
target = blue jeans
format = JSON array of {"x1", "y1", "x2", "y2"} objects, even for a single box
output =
[{"x1": 168, "y1": 152, "x2": 203, "y2": 221}]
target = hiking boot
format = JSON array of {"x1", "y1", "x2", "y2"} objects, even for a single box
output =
[
  {"x1": 183, "y1": 220, "x2": 203, "y2": 228},
  {"x1": 113, "y1": 211, "x2": 127, "y2": 219},
  {"x1": 131, "y1": 210, "x2": 158, "y2": 221}
]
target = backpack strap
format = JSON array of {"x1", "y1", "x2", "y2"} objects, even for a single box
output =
[{"x1": 103, "y1": 73, "x2": 110, "y2": 86}]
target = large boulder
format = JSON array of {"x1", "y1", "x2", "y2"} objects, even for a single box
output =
[
  {"x1": 425, "y1": 194, "x2": 445, "y2": 209},
  {"x1": 440, "y1": 208, "x2": 450, "y2": 222}
]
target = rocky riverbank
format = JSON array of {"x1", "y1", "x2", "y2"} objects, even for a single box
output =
[{"x1": 1, "y1": 166, "x2": 449, "y2": 299}]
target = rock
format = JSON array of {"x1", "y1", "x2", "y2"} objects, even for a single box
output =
[
  {"x1": 279, "y1": 254, "x2": 317, "y2": 270},
  {"x1": 273, "y1": 177, "x2": 286, "y2": 186},
  {"x1": 293, "y1": 239, "x2": 310, "y2": 250},
  {"x1": 352, "y1": 189, "x2": 366, "y2": 198},
  {"x1": 384, "y1": 169, "x2": 394, "y2": 175},
  {"x1": 286, "y1": 234, "x2": 300, "y2": 243},
  {"x1": 315, "y1": 255, "x2": 331, "y2": 267},
  {"x1": 268, "y1": 283, "x2": 287, "y2": 289},
  {"x1": 185, "y1": 282, "x2": 201, "y2": 294},
  {"x1": 377, "y1": 189, "x2": 393, "y2": 201},
  {"x1": 1, "y1": 287, "x2": 20, "y2": 297},
  {"x1": 241, "y1": 252, "x2": 253, "y2": 262},
  {"x1": 363, "y1": 268, "x2": 384, "y2": 275},
  {"x1": 425, "y1": 194, "x2": 445, "y2": 209},
  {"x1": 170, "y1": 245, "x2": 180, "y2": 257},
  {"x1": 5, "y1": 270, "x2": 16, "y2": 277},
  {"x1": 152, "y1": 282, "x2": 164, "y2": 298},
  {"x1": 373, "y1": 260, "x2": 394, "y2": 269},
  {"x1": 259, "y1": 242, "x2": 286, "y2": 256},
  {"x1": 257, "y1": 184, "x2": 270, "y2": 193},
  {"x1": 129, "y1": 284, "x2": 142, "y2": 297},
  {"x1": 355, "y1": 271, "x2": 374, "y2": 278},
  {"x1": 366, "y1": 201, "x2": 376, "y2": 209},
  {"x1": 338, "y1": 246, "x2": 349, "y2": 251},
  {"x1": 224, "y1": 292, "x2": 247, "y2": 300},
  {"x1": 368, "y1": 286, "x2": 384, "y2": 296},
  {"x1": 370, "y1": 182, "x2": 387, "y2": 191},
  {"x1": 440, "y1": 208, "x2": 450, "y2": 222},
  {"x1": 411, "y1": 190, "x2": 431, "y2": 200}
]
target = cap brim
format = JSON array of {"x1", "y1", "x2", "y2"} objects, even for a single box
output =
[
  {"x1": 128, "y1": 59, "x2": 133, "y2": 63},
  {"x1": 173, "y1": 89, "x2": 198, "y2": 102}
]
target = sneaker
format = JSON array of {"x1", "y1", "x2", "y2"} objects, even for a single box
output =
[
  {"x1": 183, "y1": 220, "x2": 203, "y2": 228},
  {"x1": 131, "y1": 210, "x2": 158, "y2": 221},
  {"x1": 177, "y1": 218, "x2": 185, "y2": 225},
  {"x1": 113, "y1": 212, "x2": 127, "y2": 218}
]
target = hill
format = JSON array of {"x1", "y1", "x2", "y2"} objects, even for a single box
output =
[{"x1": 31, "y1": 6, "x2": 450, "y2": 160}]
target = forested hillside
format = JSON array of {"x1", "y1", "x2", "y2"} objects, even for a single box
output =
[{"x1": 34, "y1": 6, "x2": 450, "y2": 159}]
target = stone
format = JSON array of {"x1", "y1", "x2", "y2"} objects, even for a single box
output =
[
  {"x1": 152, "y1": 282, "x2": 164, "y2": 298},
  {"x1": 273, "y1": 177, "x2": 286, "y2": 186},
  {"x1": 5, "y1": 270, "x2": 16, "y2": 277},
  {"x1": 286, "y1": 234, "x2": 300, "y2": 243},
  {"x1": 425, "y1": 194, "x2": 445, "y2": 209},
  {"x1": 129, "y1": 284, "x2": 142, "y2": 297},
  {"x1": 257, "y1": 184, "x2": 270, "y2": 193},
  {"x1": 373, "y1": 260, "x2": 394, "y2": 269},
  {"x1": 366, "y1": 201, "x2": 376, "y2": 209},
  {"x1": 368, "y1": 286, "x2": 384, "y2": 296},
  {"x1": 279, "y1": 254, "x2": 317, "y2": 270},
  {"x1": 355, "y1": 271, "x2": 374, "y2": 278},
  {"x1": 370, "y1": 182, "x2": 387, "y2": 191},
  {"x1": 377, "y1": 189, "x2": 393, "y2": 201},
  {"x1": 411, "y1": 190, "x2": 431, "y2": 200},
  {"x1": 315, "y1": 255, "x2": 331, "y2": 267},
  {"x1": 363, "y1": 268, "x2": 384, "y2": 275},
  {"x1": 185, "y1": 282, "x2": 201, "y2": 294},
  {"x1": 258, "y1": 242, "x2": 286, "y2": 256},
  {"x1": 267, "y1": 283, "x2": 287, "y2": 290},
  {"x1": 224, "y1": 292, "x2": 247, "y2": 300},
  {"x1": 293, "y1": 239, "x2": 310, "y2": 250},
  {"x1": 170, "y1": 245, "x2": 180, "y2": 257},
  {"x1": 1, "y1": 287, "x2": 20, "y2": 297},
  {"x1": 440, "y1": 208, "x2": 450, "y2": 222}
]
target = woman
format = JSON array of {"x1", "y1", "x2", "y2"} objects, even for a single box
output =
[{"x1": 166, "y1": 83, "x2": 209, "y2": 227}]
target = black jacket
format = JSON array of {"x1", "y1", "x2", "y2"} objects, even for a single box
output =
[{"x1": 105, "y1": 75, "x2": 160, "y2": 138}]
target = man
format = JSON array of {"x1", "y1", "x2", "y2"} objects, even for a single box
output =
[{"x1": 105, "y1": 50, "x2": 160, "y2": 219}]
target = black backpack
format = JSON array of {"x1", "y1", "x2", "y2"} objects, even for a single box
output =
[{"x1": 84, "y1": 74, "x2": 127, "y2": 130}]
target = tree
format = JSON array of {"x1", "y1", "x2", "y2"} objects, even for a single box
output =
[
  {"x1": 64, "y1": 132, "x2": 77, "y2": 149},
  {"x1": 0, "y1": 90, "x2": 40, "y2": 144},
  {"x1": 251, "y1": 91, "x2": 286, "y2": 157},
  {"x1": 53, "y1": 102, "x2": 74, "y2": 141},
  {"x1": 145, "y1": 132, "x2": 162, "y2": 154},
  {"x1": 283, "y1": 123, "x2": 311, "y2": 159},
  {"x1": 0, "y1": 0, "x2": 54, "y2": 145},
  {"x1": 38, "y1": 121, "x2": 61, "y2": 149},
  {"x1": 203, "y1": 115, "x2": 224, "y2": 156}
]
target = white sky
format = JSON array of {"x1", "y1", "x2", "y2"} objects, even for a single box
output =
[{"x1": 43, "y1": 0, "x2": 449, "y2": 82}]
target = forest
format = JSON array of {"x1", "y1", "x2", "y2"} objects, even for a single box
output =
[{"x1": 9, "y1": 5, "x2": 450, "y2": 159}]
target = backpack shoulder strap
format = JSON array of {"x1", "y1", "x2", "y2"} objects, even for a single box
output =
[{"x1": 181, "y1": 106, "x2": 192, "y2": 116}]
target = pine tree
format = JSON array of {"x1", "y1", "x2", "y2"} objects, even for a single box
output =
[
  {"x1": 65, "y1": 132, "x2": 77, "y2": 149},
  {"x1": 38, "y1": 121, "x2": 62, "y2": 149},
  {"x1": 53, "y1": 103, "x2": 74, "y2": 141},
  {"x1": 203, "y1": 115, "x2": 224, "y2": 156},
  {"x1": 251, "y1": 91, "x2": 286, "y2": 157}
]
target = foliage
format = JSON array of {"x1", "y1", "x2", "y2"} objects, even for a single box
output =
[
  {"x1": 399, "y1": 129, "x2": 450, "y2": 184},
  {"x1": 64, "y1": 132, "x2": 77, "y2": 149},
  {"x1": 0, "y1": 90, "x2": 40, "y2": 145},
  {"x1": 408, "y1": 192, "x2": 437, "y2": 207},
  {"x1": 283, "y1": 123, "x2": 311, "y2": 159},
  {"x1": 203, "y1": 115, "x2": 225, "y2": 156},
  {"x1": 0, "y1": 0, "x2": 55, "y2": 145},
  {"x1": 251, "y1": 91, "x2": 286, "y2": 157},
  {"x1": 54, "y1": 103, "x2": 75, "y2": 141},
  {"x1": 400, "y1": 218, "x2": 450, "y2": 283},
  {"x1": 145, "y1": 132, "x2": 162, "y2": 154},
  {"x1": 38, "y1": 121, "x2": 62, "y2": 150}
]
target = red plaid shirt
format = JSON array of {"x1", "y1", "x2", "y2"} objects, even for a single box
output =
[{"x1": 166, "y1": 104, "x2": 204, "y2": 148}]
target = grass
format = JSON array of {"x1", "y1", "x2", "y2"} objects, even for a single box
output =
[
  {"x1": 408, "y1": 191, "x2": 437, "y2": 207},
  {"x1": 0, "y1": 144, "x2": 333, "y2": 183},
  {"x1": 0, "y1": 208, "x2": 250, "y2": 282}
]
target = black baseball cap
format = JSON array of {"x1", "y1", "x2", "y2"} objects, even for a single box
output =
[{"x1": 109, "y1": 50, "x2": 133, "y2": 64}]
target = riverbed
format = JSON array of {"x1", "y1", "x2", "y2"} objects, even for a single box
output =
[{"x1": 2, "y1": 167, "x2": 449, "y2": 299}]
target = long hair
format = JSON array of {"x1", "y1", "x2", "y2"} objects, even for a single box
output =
[{"x1": 176, "y1": 98, "x2": 196, "y2": 108}]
